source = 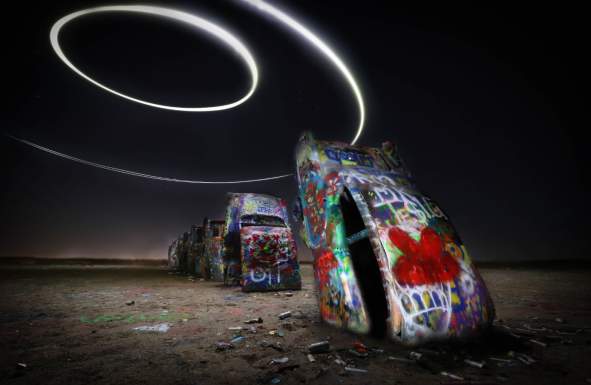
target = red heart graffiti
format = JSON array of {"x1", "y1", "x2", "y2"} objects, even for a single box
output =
[{"x1": 389, "y1": 227, "x2": 459, "y2": 285}]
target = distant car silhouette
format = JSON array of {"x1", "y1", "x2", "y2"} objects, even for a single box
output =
[{"x1": 294, "y1": 132, "x2": 494, "y2": 345}]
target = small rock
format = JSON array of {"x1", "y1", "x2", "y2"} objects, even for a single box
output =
[
  {"x1": 307, "y1": 354, "x2": 316, "y2": 362},
  {"x1": 125, "y1": 300, "x2": 135, "y2": 306}
]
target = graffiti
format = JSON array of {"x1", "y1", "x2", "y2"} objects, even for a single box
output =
[
  {"x1": 223, "y1": 193, "x2": 302, "y2": 291},
  {"x1": 204, "y1": 219, "x2": 225, "y2": 281},
  {"x1": 295, "y1": 132, "x2": 494, "y2": 345}
]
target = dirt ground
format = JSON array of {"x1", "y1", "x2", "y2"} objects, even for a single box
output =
[{"x1": 1, "y1": 264, "x2": 590, "y2": 385}]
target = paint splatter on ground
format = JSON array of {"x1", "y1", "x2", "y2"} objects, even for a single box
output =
[{"x1": 0, "y1": 264, "x2": 590, "y2": 384}]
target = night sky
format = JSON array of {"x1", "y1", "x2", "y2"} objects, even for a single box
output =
[{"x1": 1, "y1": 2, "x2": 587, "y2": 261}]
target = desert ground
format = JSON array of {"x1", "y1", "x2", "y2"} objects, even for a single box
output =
[{"x1": 0, "y1": 263, "x2": 590, "y2": 385}]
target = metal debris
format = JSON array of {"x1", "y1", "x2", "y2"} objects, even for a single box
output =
[
  {"x1": 348, "y1": 349, "x2": 368, "y2": 358},
  {"x1": 334, "y1": 355, "x2": 346, "y2": 366},
  {"x1": 230, "y1": 336, "x2": 245, "y2": 344},
  {"x1": 270, "y1": 357, "x2": 289, "y2": 365},
  {"x1": 307, "y1": 354, "x2": 316, "y2": 362},
  {"x1": 244, "y1": 317, "x2": 263, "y2": 324},
  {"x1": 344, "y1": 367, "x2": 367, "y2": 373},
  {"x1": 409, "y1": 351, "x2": 423, "y2": 360},
  {"x1": 352, "y1": 341, "x2": 368, "y2": 353},
  {"x1": 489, "y1": 357, "x2": 512, "y2": 363},
  {"x1": 464, "y1": 359, "x2": 485, "y2": 368},
  {"x1": 528, "y1": 339, "x2": 547, "y2": 348},
  {"x1": 215, "y1": 342, "x2": 234, "y2": 351},
  {"x1": 388, "y1": 356, "x2": 415, "y2": 364},
  {"x1": 440, "y1": 371, "x2": 464, "y2": 381},
  {"x1": 308, "y1": 341, "x2": 330, "y2": 354},
  {"x1": 278, "y1": 311, "x2": 292, "y2": 320}
]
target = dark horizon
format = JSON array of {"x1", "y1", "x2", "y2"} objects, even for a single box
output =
[{"x1": 1, "y1": 2, "x2": 587, "y2": 262}]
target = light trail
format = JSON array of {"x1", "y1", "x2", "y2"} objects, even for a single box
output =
[
  {"x1": 13, "y1": 1, "x2": 365, "y2": 184},
  {"x1": 8, "y1": 135, "x2": 293, "y2": 184}
]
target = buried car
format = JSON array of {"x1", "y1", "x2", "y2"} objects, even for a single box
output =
[
  {"x1": 294, "y1": 132, "x2": 494, "y2": 345},
  {"x1": 203, "y1": 218, "x2": 225, "y2": 281},
  {"x1": 187, "y1": 224, "x2": 205, "y2": 277},
  {"x1": 223, "y1": 193, "x2": 301, "y2": 291}
]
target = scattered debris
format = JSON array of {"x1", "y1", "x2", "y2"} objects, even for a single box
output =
[
  {"x1": 515, "y1": 353, "x2": 536, "y2": 365},
  {"x1": 464, "y1": 359, "x2": 485, "y2": 368},
  {"x1": 133, "y1": 323, "x2": 170, "y2": 333},
  {"x1": 278, "y1": 311, "x2": 292, "y2": 320},
  {"x1": 270, "y1": 377, "x2": 281, "y2": 384},
  {"x1": 260, "y1": 340, "x2": 284, "y2": 351},
  {"x1": 352, "y1": 341, "x2": 368, "y2": 353},
  {"x1": 409, "y1": 351, "x2": 423, "y2": 360},
  {"x1": 441, "y1": 371, "x2": 464, "y2": 381},
  {"x1": 244, "y1": 317, "x2": 263, "y2": 324},
  {"x1": 215, "y1": 342, "x2": 234, "y2": 351},
  {"x1": 16, "y1": 362, "x2": 27, "y2": 368},
  {"x1": 269, "y1": 330, "x2": 285, "y2": 337},
  {"x1": 228, "y1": 326, "x2": 243, "y2": 331},
  {"x1": 270, "y1": 357, "x2": 289, "y2": 365},
  {"x1": 284, "y1": 292, "x2": 293, "y2": 297},
  {"x1": 555, "y1": 317, "x2": 564, "y2": 323},
  {"x1": 489, "y1": 357, "x2": 512, "y2": 363},
  {"x1": 348, "y1": 349, "x2": 368, "y2": 358},
  {"x1": 528, "y1": 339, "x2": 547, "y2": 348},
  {"x1": 125, "y1": 300, "x2": 135, "y2": 306},
  {"x1": 308, "y1": 341, "x2": 330, "y2": 354},
  {"x1": 307, "y1": 354, "x2": 316, "y2": 363},
  {"x1": 230, "y1": 336, "x2": 245, "y2": 344},
  {"x1": 344, "y1": 367, "x2": 367, "y2": 373},
  {"x1": 388, "y1": 356, "x2": 415, "y2": 364},
  {"x1": 334, "y1": 355, "x2": 346, "y2": 366}
]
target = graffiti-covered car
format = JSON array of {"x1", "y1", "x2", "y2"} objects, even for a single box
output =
[
  {"x1": 223, "y1": 193, "x2": 301, "y2": 292},
  {"x1": 177, "y1": 231, "x2": 190, "y2": 274},
  {"x1": 294, "y1": 132, "x2": 494, "y2": 345},
  {"x1": 168, "y1": 238, "x2": 180, "y2": 270},
  {"x1": 187, "y1": 224, "x2": 204, "y2": 277},
  {"x1": 203, "y1": 218, "x2": 225, "y2": 281}
]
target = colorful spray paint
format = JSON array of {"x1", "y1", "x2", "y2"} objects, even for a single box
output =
[
  {"x1": 204, "y1": 219, "x2": 225, "y2": 281},
  {"x1": 223, "y1": 193, "x2": 302, "y2": 291},
  {"x1": 294, "y1": 132, "x2": 494, "y2": 345}
]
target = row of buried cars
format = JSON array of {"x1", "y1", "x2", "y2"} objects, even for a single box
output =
[
  {"x1": 168, "y1": 133, "x2": 495, "y2": 345},
  {"x1": 167, "y1": 193, "x2": 302, "y2": 292}
]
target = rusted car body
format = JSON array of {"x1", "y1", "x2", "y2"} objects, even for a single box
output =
[
  {"x1": 223, "y1": 193, "x2": 301, "y2": 292},
  {"x1": 203, "y1": 219, "x2": 225, "y2": 281},
  {"x1": 294, "y1": 132, "x2": 494, "y2": 345}
]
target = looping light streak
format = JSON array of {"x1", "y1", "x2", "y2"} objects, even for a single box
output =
[
  {"x1": 14, "y1": 1, "x2": 366, "y2": 184},
  {"x1": 8, "y1": 135, "x2": 293, "y2": 184},
  {"x1": 50, "y1": 5, "x2": 258, "y2": 112}
]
